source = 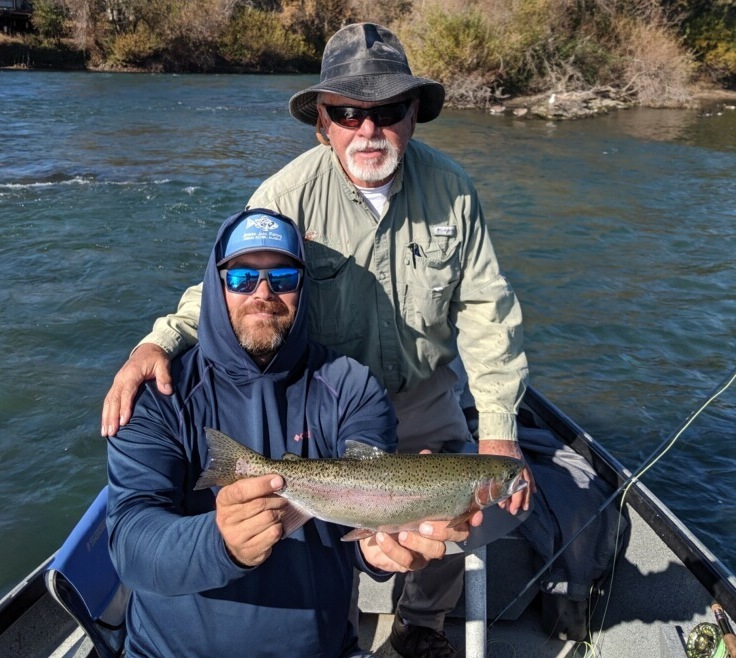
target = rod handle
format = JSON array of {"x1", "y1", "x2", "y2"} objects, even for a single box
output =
[{"x1": 711, "y1": 604, "x2": 736, "y2": 658}]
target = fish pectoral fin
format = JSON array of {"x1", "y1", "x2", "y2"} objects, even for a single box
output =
[
  {"x1": 446, "y1": 511, "x2": 477, "y2": 530},
  {"x1": 280, "y1": 503, "x2": 313, "y2": 538},
  {"x1": 340, "y1": 527, "x2": 377, "y2": 542},
  {"x1": 342, "y1": 440, "x2": 391, "y2": 460}
]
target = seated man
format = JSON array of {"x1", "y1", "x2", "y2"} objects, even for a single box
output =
[{"x1": 106, "y1": 208, "x2": 471, "y2": 658}]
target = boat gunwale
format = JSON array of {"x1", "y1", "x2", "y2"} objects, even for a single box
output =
[
  {"x1": 0, "y1": 557, "x2": 52, "y2": 635},
  {"x1": 523, "y1": 385, "x2": 736, "y2": 620}
]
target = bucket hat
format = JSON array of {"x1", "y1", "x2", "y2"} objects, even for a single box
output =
[{"x1": 289, "y1": 22, "x2": 445, "y2": 126}]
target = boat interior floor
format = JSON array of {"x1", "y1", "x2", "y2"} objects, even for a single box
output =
[{"x1": 359, "y1": 504, "x2": 721, "y2": 658}]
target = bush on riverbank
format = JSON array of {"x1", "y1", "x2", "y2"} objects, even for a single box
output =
[
  {"x1": 1, "y1": 0, "x2": 733, "y2": 109},
  {"x1": 684, "y1": 10, "x2": 736, "y2": 87},
  {"x1": 397, "y1": 0, "x2": 695, "y2": 108},
  {"x1": 217, "y1": 6, "x2": 318, "y2": 73}
]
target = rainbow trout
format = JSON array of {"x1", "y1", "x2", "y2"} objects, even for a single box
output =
[{"x1": 195, "y1": 428, "x2": 526, "y2": 541}]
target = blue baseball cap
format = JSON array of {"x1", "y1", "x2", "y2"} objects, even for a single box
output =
[{"x1": 218, "y1": 209, "x2": 305, "y2": 267}]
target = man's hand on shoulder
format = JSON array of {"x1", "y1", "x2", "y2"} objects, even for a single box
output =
[
  {"x1": 479, "y1": 438, "x2": 536, "y2": 515},
  {"x1": 101, "y1": 343, "x2": 173, "y2": 437}
]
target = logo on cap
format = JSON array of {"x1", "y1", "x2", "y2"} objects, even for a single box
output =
[
  {"x1": 246, "y1": 216, "x2": 280, "y2": 232},
  {"x1": 218, "y1": 209, "x2": 304, "y2": 266}
]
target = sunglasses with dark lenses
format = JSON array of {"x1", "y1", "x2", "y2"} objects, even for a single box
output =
[
  {"x1": 324, "y1": 101, "x2": 412, "y2": 129},
  {"x1": 219, "y1": 267, "x2": 303, "y2": 295}
]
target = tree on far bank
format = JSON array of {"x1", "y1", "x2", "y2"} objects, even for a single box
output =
[{"x1": 31, "y1": 0, "x2": 70, "y2": 45}]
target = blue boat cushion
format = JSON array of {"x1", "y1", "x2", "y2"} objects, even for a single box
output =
[{"x1": 44, "y1": 486, "x2": 128, "y2": 658}]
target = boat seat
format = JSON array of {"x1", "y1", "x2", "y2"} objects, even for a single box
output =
[{"x1": 44, "y1": 486, "x2": 129, "y2": 658}]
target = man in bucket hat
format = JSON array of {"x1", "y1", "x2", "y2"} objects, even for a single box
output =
[{"x1": 102, "y1": 23, "x2": 534, "y2": 658}]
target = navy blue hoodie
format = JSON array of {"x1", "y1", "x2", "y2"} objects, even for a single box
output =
[{"x1": 107, "y1": 211, "x2": 398, "y2": 657}]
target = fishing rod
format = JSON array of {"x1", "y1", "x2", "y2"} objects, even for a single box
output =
[{"x1": 488, "y1": 363, "x2": 736, "y2": 629}]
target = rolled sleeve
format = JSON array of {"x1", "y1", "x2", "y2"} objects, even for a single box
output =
[{"x1": 478, "y1": 411, "x2": 519, "y2": 442}]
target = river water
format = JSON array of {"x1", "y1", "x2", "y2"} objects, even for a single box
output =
[{"x1": 1, "y1": 71, "x2": 734, "y2": 598}]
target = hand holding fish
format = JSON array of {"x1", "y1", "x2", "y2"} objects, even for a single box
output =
[
  {"x1": 214, "y1": 474, "x2": 289, "y2": 567},
  {"x1": 478, "y1": 439, "x2": 536, "y2": 515},
  {"x1": 358, "y1": 515, "x2": 482, "y2": 573},
  {"x1": 355, "y1": 449, "x2": 484, "y2": 573}
]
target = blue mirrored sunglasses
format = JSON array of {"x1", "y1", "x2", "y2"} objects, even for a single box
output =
[{"x1": 219, "y1": 267, "x2": 303, "y2": 295}]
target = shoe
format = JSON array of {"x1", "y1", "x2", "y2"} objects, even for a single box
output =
[
  {"x1": 389, "y1": 613, "x2": 457, "y2": 658},
  {"x1": 539, "y1": 592, "x2": 589, "y2": 642}
]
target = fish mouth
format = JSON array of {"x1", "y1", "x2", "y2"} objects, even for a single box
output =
[
  {"x1": 488, "y1": 473, "x2": 528, "y2": 504},
  {"x1": 508, "y1": 473, "x2": 529, "y2": 497}
]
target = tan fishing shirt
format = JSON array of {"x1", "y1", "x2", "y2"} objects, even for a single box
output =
[{"x1": 141, "y1": 140, "x2": 528, "y2": 441}]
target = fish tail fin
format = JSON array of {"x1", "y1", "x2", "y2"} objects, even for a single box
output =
[{"x1": 194, "y1": 427, "x2": 253, "y2": 490}]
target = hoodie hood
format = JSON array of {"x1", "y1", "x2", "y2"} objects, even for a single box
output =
[{"x1": 198, "y1": 209, "x2": 309, "y2": 383}]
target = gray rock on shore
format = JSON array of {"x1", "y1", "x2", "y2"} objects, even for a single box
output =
[{"x1": 501, "y1": 88, "x2": 631, "y2": 120}]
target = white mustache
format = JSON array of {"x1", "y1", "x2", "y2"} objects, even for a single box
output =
[{"x1": 347, "y1": 138, "x2": 390, "y2": 155}]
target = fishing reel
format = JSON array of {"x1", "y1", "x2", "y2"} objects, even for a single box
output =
[{"x1": 685, "y1": 622, "x2": 727, "y2": 658}]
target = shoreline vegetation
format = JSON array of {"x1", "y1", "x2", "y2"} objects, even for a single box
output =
[{"x1": 2, "y1": 0, "x2": 736, "y2": 118}]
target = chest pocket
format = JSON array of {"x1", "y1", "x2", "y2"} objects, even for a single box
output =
[
  {"x1": 404, "y1": 239, "x2": 461, "y2": 328},
  {"x1": 304, "y1": 241, "x2": 368, "y2": 346}
]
